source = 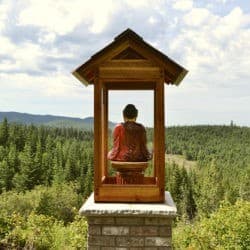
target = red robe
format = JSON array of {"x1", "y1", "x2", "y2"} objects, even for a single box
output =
[{"x1": 108, "y1": 122, "x2": 152, "y2": 162}]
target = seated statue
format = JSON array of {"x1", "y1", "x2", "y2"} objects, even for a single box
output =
[{"x1": 108, "y1": 104, "x2": 152, "y2": 162}]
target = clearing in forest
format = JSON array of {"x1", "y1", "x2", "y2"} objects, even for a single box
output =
[{"x1": 165, "y1": 154, "x2": 196, "y2": 170}]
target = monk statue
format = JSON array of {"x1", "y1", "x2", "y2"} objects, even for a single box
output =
[{"x1": 108, "y1": 104, "x2": 152, "y2": 162}]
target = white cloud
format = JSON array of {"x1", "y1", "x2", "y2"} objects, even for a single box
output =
[
  {"x1": 170, "y1": 6, "x2": 250, "y2": 85},
  {"x1": 0, "y1": 0, "x2": 250, "y2": 125},
  {"x1": 0, "y1": 72, "x2": 93, "y2": 118},
  {"x1": 0, "y1": 72, "x2": 91, "y2": 99},
  {"x1": 213, "y1": 7, "x2": 247, "y2": 39},
  {"x1": 123, "y1": 0, "x2": 155, "y2": 8},
  {"x1": 0, "y1": 0, "x2": 10, "y2": 32},
  {"x1": 183, "y1": 8, "x2": 213, "y2": 27},
  {"x1": 148, "y1": 16, "x2": 158, "y2": 25},
  {"x1": 0, "y1": 37, "x2": 42, "y2": 72},
  {"x1": 38, "y1": 31, "x2": 56, "y2": 44},
  {"x1": 18, "y1": 0, "x2": 118, "y2": 34},
  {"x1": 172, "y1": 0, "x2": 193, "y2": 11}
]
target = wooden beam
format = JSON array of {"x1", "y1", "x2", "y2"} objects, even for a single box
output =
[
  {"x1": 104, "y1": 81, "x2": 155, "y2": 90},
  {"x1": 97, "y1": 185, "x2": 162, "y2": 202},
  {"x1": 100, "y1": 59, "x2": 156, "y2": 68},
  {"x1": 99, "y1": 67, "x2": 162, "y2": 80}
]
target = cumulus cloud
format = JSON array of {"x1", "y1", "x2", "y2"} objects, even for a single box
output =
[
  {"x1": 0, "y1": 0, "x2": 249, "y2": 125},
  {"x1": 169, "y1": 6, "x2": 250, "y2": 87},
  {"x1": 183, "y1": 8, "x2": 212, "y2": 27},
  {"x1": 0, "y1": 0, "x2": 10, "y2": 31},
  {"x1": 17, "y1": 0, "x2": 118, "y2": 35},
  {"x1": 172, "y1": 0, "x2": 193, "y2": 11},
  {"x1": 0, "y1": 71, "x2": 93, "y2": 117}
]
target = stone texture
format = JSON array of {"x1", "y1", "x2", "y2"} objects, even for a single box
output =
[
  {"x1": 116, "y1": 217, "x2": 144, "y2": 225},
  {"x1": 82, "y1": 192, "x2": 176, "y2": 249},
  {"x1": 145, "y1": 237, "x2": 171, "y2": 247},
  {"x1": 88, "y1": 225, "x2": 101, "y2": 235},
  {"x1": 116, "y1": 237, "x2": 144, "y2": 247},
  {"x1": 130, "y1": 226, "x2": 158, "y2": 236},
  {"x1": 159, "y1": 226, "x2": 172, "y2": 237},
  {"x1": 101, "y1": 248, "x2": 127, "y2": 250},
  {"x1": 88, "y1": 236, "x2": 115, "y2": 246},
  {"x1": 158, "y1": 218, "x2": 172, "y2": 225},
  {"x1": 88, "y1": 246, "x2": 100, "y2": 250},
  {"x1": 145, "y1": 217, "x2": 159, "y2": 225},
  {"x1": 102, "y1": 226, "x2": 129, "y2": 235},
  {"x1": 88, "y1": 216, "x2": 114, "y2": 225}
]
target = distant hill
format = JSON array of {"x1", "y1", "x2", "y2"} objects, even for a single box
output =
[{"x1": 0, "y1": 111, "x2": 116, "y2": 130}]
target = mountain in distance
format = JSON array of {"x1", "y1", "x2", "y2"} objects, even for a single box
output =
[{"x1": 0, "y1": 111, "x2": 116, "y2": 130}]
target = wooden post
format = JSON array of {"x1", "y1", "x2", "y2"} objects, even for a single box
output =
[{"x1": 94, "y1": 77, "x2": 102, "y2": 200}]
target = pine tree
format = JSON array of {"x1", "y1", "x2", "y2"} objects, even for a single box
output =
[
  {"x1": 83, "y1": 166, "x2": 93, "y2": 198},
  {"x1": 0, "y1": 160, "x2": 14, "y2": 191},
  {"x1": 52, "y1": 141, "x2": 65, "y2": 185},
  {"x1": 34, "y1": 139, "x2": 43, "y2": 184},
  {"x1": 13, "y1": 142, "x2": 35, "y2": 190},
  {"x1": 7, "y1": 143, "x2": 19, "y2": 172},
  {"x1": 0, "y1": 118, "x2": 9, "y2": 147}
]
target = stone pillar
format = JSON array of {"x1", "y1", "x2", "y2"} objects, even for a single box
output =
[{"x1": 79, "y1": 192, "x2": 176, "y2": 250}]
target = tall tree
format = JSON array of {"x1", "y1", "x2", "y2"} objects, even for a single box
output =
[
  {"x1": 0, "y1": 118, "x2": 9, "y2": 147},
  {"x1": 0, "y1": 160, "x2": 14, "y2": 191},
  {"x1": 13, "y1": 142, "x2": 35, "y2": 190}
]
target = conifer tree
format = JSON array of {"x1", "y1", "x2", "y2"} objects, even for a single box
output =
[
  {"x1": 13, "y1": 142, "x2": 35, "y2": 190},
  {"x1": 0, "y1": 118, "x2": 9, "y2": 147},
  {"x1": 0, "y1": 160, "x2": 14, "y2": 191},
  {"x1": 83, "y1": 166, "x2": 93, "y2": 198}
]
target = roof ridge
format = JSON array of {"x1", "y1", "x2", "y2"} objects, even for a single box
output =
[{"x1": 114, "y1": 28, "x2": 143, "y2": 41}]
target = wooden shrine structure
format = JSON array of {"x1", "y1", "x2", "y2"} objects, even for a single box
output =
[{"x1": 72, "y1": 29, "x2": 188, "y2": 202}]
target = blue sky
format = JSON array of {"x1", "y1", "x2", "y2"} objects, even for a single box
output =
[{"x1": 0, "y1": 0, "x2": 249, "y2": 126}]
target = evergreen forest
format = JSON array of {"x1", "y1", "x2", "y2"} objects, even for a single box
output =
[{"x1": 0, "y1": 118, "x2": 249, "y2": 249}]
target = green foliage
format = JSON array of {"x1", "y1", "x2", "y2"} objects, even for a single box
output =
[
  {"x1": 166, "y1": 163, "x2": 197, "y2": 220},
  {"x1": 0, "y1": 118, "x2": 9, "y2": 147},
  {"x1": 0, "y1": 120, "x2": 94, "y2": 193},
  {"x1": 0, "y1": 184, "x2": 87, "y2": 249},
  {"x1": 165, "y1": 125, "x2": 250, "y2": 215},
  {"x1": 173, "y1": 200, "x2": 250, "y2": 249},
  {"x1": 0, "y1": 119, "x2": 249, "y2": 249},
  {"x1": 1, "y1": 213, "x2": 87, "y2": 250},
  {"x1": 36, "y1": 184, "x2": 81, "y2": 223},
  {"x1": 0, "y1": 184, "x2": 80, "y2": 223}
]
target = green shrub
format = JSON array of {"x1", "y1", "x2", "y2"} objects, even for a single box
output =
[
  {"x1": 1, "y1": 213, "x2": 87, "y2": 250},
  {"x1": 0, "y1": 187, "x2": 42, "y2": 218},
  {"x1": 0, "y1": 183, "x2": 81, "y2": 224},
  {"x1": 51, "y1": 215, "x2": 87, "y2": 250},
  {"x1": 173, "y1": 200, "x2": 250, "y2": 249},
  {"x1": 35, "y1": 183, "x2": 81, "y2": 224}
]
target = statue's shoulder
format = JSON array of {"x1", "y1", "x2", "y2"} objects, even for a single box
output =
[
  {"x1": 114, "y1": 123, "x2": 124, "y2": 130},
  {"x1": 135, "y1": 122, "x2": 145, "y2": 129}
]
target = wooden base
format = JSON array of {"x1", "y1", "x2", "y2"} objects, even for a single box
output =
[
  {"x1": 116, "y1": 171, "x2": 144, "y2": 184},
  {"x1": 111, "y1": 161, "x2": 148, "y2": 185},
  {"x1": 95, "y1": 181, "x2": 164, "y2": 203}
]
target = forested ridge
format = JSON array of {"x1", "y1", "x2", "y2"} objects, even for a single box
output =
[{"x1": 0, "y1": 118, "x2": 249, "y2": 249}]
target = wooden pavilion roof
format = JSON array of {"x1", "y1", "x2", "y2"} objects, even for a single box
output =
[{"x1": 72, "y1": 28, "x2": 188, "y2": 86}]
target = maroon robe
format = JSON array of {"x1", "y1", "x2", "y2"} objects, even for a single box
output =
[{"x1": 108, "y1": 121, "x2": 152, "y2": 162}]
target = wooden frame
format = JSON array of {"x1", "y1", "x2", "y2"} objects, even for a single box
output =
[
  {"x1": 93, "y1": 74, "x2": 165, "y2": 202},
  {"x1": 72, "y1": 29, "x2": 187, "y2": 202}
]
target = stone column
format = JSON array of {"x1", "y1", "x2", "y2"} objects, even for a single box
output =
[{"x1": 79, "y1": 192, "x2": 177, "y2": 250}]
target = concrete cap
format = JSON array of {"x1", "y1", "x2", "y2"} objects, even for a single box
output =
[{"x1": 79, "y1": 191, "x2": 177, "y2": 217}]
